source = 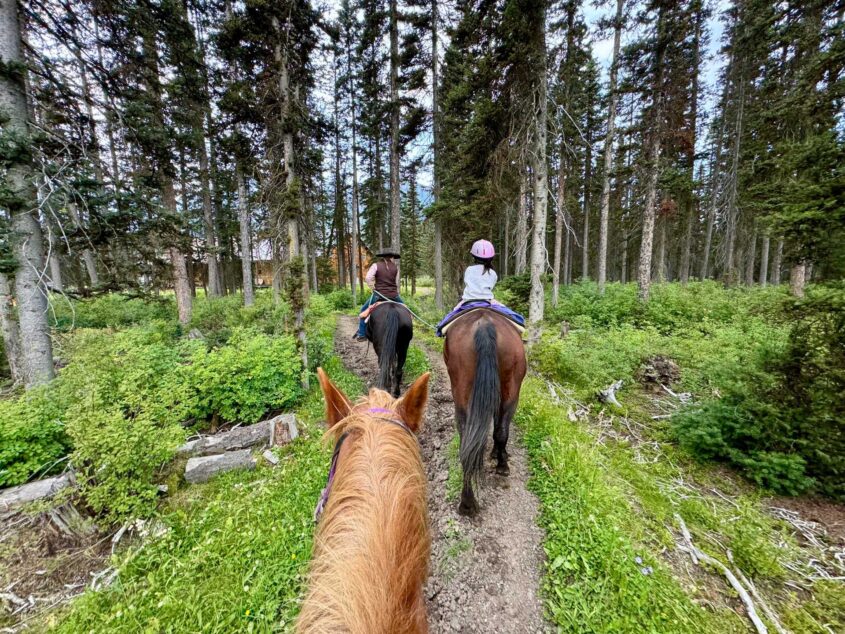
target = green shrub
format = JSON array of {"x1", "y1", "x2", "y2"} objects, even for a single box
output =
[
  {"x1": 496, "y1": 274, "x2": 531, "y2": 314},
  {"x1": 186, "y1": 328, "x2": 303, "y2": 424},
  {"x1": 0, "y1": 386, "x2": 69, "y2": 487},
  {"x1": 325, "y1": 288, "x2": 353, "y2": 310},
  {"x1": 50, "y1": 293, "x2": 175, "y2": 330},
  {"x1": 190, "y1": 292, "x2": 291, "y2": 345},
  {"x1": 673, "y1": 283, "x2": 845, "y2": 499},
  {"x1": 306, "y1": 294, "x2": 332, "y2": 319}
]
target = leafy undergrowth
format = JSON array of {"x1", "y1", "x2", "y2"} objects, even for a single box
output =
[
  {"x1": 48, "y1": 351, "x2": 365, "y2": 633},
  {"x1": 517, "y1": 377, "x2": 742, "y2": 632},
  {"x1": 518, "y1": 375, "x2": 844, "y2": 633}
]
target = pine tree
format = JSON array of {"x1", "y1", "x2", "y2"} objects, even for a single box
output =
[{"x1": 0, "y1": 0, "x2": 55, "y2": 385}]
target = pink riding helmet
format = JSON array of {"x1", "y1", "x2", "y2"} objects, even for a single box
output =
[{"x1": 470, "y1": 239, "x2": 496, "y2": 259}]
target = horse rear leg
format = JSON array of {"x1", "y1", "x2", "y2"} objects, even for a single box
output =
[
  {"x1": 394, "y1": 343, "x2": 408, "y2": 397},
  {"x1": 492, "y1": 400, "x2": 516, "y2": 476}
]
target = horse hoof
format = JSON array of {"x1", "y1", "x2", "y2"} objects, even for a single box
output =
[
  {"x1": 496, "y1": 464, "x2": 510, "y2": 477},
  {"x1": 458, "y1": 500, "x2": 479, "y2": 517}
]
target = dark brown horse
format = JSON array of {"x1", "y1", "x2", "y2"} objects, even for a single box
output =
[
  {"x1": 367, "y1": 302, "x2": 413, "y2": 397},
  {"x1": 443, "y1": 309, "x2": 527, "y2": 516}
]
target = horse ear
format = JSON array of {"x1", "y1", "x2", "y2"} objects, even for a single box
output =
[
  {"x1": 397, "y1": 372, "x2": 430, "y2": 433},
  {"x1": 318, "y1": 367, "x2": 352, "y2": 428}
]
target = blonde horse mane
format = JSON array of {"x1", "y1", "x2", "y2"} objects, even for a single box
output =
[{"x1": 296, "y1": 388, "x2": 430, "y2": 633}]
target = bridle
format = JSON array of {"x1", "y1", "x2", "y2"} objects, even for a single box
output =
[{"x1": 314, "y1": 407, "x2": 415, "y2": 522}]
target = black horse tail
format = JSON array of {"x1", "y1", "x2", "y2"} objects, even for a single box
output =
[
  {"x1": 377, "y1": 307, "x2": 399, "y2": 390},
  {"x1": 461, "y1": 321, "x2": 500, "y2": 488}
]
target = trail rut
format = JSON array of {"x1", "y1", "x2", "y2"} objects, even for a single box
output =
[{"x1": 334, "y1": 316, "x2": 549, "y2": 633}]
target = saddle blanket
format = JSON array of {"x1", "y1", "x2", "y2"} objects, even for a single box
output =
[
  {"x1": 436, "y1": 301, "x2": 526, "y2": 337},
  {"x1": 359, "y1": 300, "x2": 410, "y2": 322}
]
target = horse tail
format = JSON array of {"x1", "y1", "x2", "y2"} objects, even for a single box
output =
[
  {"x1": 461, "y1": 321, "x2": 500, "y2": 487},
  {"x1": 377, "y1": 307, "x2": 399, "y2": 390}
]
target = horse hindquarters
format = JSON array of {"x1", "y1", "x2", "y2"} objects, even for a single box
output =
[{"x1": 458, "y1": 321, "x2": 500, "y2": 516}]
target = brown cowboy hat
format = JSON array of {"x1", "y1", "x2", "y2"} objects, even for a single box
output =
[{"x1": 376, "y1": 250, "x2": 401, "y2": 258}]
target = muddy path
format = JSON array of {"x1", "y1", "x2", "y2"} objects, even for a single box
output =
[{"x1": 334, "y1": 316, "x2": 549, "y2": 633}]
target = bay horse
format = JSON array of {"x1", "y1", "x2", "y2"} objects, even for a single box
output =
[
  {"x1": 443, "y1": 309, "x2": 527, "y2": 516},
  {"x1": 366, "y1": 301, "x2": 413, "y2": 397},
  {"x1": 297, "y1": 367, "x2": 431, "y2": 633}
]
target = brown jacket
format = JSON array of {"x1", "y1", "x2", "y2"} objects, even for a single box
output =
[{"x1": 366, "y1": 259, "x2": 400, "y2": 298}]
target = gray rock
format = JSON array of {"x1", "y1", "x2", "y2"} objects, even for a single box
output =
[
  {"x1": 0, "y1": 473, "x2": 73, "y2": 510},
  {"x1": 184, "y1": 450, "x2": 256, "y2": 483},
  {"x1": 262, "y1": 449, "x2": 280, "y2": 466}
]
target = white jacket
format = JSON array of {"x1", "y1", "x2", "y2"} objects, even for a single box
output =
[{"x1": 462, "y1": 265, "x2": 497, "y2": 301}]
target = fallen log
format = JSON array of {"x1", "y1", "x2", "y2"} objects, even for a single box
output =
[
  {"x1": 0, "y1": 473, "x2": 73, "y2": 510},
  {"x1": 184, "y1": 449, "x2": 257, "y2": 484},
  {"x1": 178, "y1": 414, "x2": 300, "y2": 456}
]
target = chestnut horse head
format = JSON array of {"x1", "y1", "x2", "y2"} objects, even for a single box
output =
[
  {"x1": 443, "y1": 309, "x2": 526, "y2": 516},
  {"x1": 296, "y1": 368, "x2": 431, "y2": 634}
]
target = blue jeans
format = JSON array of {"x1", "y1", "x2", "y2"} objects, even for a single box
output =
[{"x1": 357, "y1": 293, "x2": 404, "y2": 337}]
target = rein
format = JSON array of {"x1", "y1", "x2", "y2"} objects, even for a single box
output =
[
  {"x1": 314, "y1": 408, "x2": 415, "y2": 522},
  {"x1": 371, "y1": 290, "x2": 438, "y2": 331}
]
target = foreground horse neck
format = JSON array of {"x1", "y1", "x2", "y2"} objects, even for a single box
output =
[{"x1": 297, "y1": 377, "x2": 431, "y2": 634}]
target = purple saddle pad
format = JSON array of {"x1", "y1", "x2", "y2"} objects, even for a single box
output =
[{"x1": 436, "y1": 301, "x2": 525, "y2": 337}]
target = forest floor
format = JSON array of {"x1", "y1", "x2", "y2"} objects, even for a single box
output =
[{"x1": 334, "y1": 315, "x2": 551, "y2": 633}]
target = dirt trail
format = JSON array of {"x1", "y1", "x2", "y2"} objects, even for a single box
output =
[{"x1": 334, "y1": 316, "x2": 549, "y2": 633}]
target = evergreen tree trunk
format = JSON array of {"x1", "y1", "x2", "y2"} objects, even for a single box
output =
[
  {"x1": 637, "y1": 7, "x2": 666, "y2": 303},
  {"x1": 503, "y1": 209, "x2": 510, "y2": 277},
  {"x1": 581, "y1": 111, "x2": 592, "y2": 281},
  {"x1": 236, "y1": 163, "x2": 254, "y2": 306},
  {"x1": 528, "y1": 7, "x2": 548, "y2": 325},
  {"x1": 597, "y1": 0, "x2": 623, "y2": 294},
  {"x1": 771, "y1": 238, "x2": 783, "y2": 285},
  {"x1": 388, "y1": 0, "x2": 401, "y2": 252},
  {"x1": 724, "y1": 69, "x2": 745, "y2": 287},
  {"x1": 432, "y1": 0, "x2": 443, "y2": 310},
  {"x1": 1, "y1": 0, "x2": 54, "y2": 385},
  {"x1": 199, "y1": 140, "x2": 221, "y2": 297},
  {"x1": 790, "y1": 262, "x2": 806, "y2": 298},
  {"x1": 680, "y1": 202, "x2": 694, "y2": 284},
  {"x1": 515, "y1": 171, "x2": 529, "y2": 275},
  {"x1": 680, "y1": 9, "x2": 702, "y2": 285},
  {"x1": 67, "y1": 203, "x2": 98, "y2": 286},
  {"x1": 0, "y1": 272, "x2": 21, "y2": 383},
  {"x1": 332, "y1": 56, "x2": 346, "y2": 288},
  {"x1": 552, "y1": 150, "x2": 566, "y2": 306},
  {"x1": 163, "y1": 180, "x2": 193, "y2": 324},
  {"x1": 345, "y1": 23, "x2": 362, "y2": 302},
  {"x1": 655, "y1": 216, "x2": 666, "y2": 282},
  {"x1": 745, "y1": 227, "x2": 757, "y2": 285},
  {"x1": 758, "y1": 234, "x2": 769, "y2": 287}
]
